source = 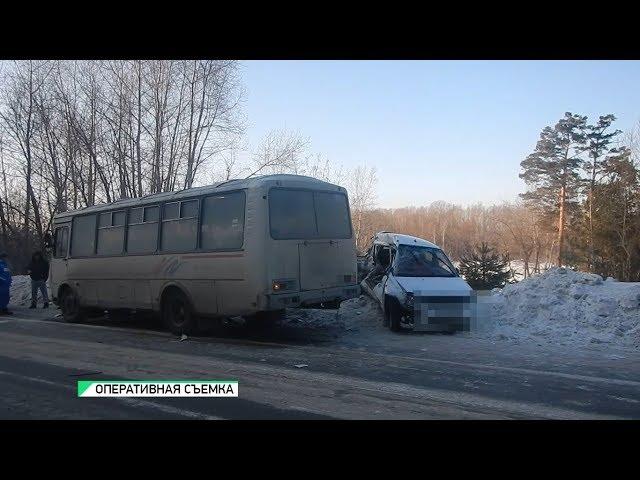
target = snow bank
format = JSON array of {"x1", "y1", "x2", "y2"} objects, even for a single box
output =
[
  {"x1": 488, "y1": 267, "x2": 640, "y2": 349},
  {"x1": 9, "y1": 275, "x2": 51, "y2": 306},
  {"x1": 9, "y1": 275, "x2": 34, "y2": 306}
]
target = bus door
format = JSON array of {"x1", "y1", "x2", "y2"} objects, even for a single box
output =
[{"x1": 51, "y1": 224, "x2": 71, "y2": 295}]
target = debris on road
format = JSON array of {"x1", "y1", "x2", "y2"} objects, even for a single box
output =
[
  {"x1": 294, "y1": 364, "x2": 308, "y2": 369},
  {"x1": 180, "y1": 334, "x2": 188, "y2": 342}
]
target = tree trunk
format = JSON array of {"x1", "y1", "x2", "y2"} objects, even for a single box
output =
[
  {"x1": 588, "y1": 164, "x2": 596, "y2": 272},
  {"x1": 136, "y1": 61, "x2": 143, "y2": 198},
  {"x1": 557, "y1": 184, "x2": 566, "y2": 267}
]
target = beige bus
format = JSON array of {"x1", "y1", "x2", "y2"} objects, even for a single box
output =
[{"x1": 49, "y1": 175, "x2": 359, "y2": 334}]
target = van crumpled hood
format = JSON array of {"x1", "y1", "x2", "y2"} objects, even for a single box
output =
[{"x1": 395, "y1": 276, "x2": 472, "y2": 295}]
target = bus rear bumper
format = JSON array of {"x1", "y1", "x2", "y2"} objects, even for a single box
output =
[{"x1": 265, "y1": 285, "x2": 360, "y2": 309}]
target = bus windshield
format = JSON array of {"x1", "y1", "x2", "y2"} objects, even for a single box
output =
[
  {"x1": 269, "y1": 188, "x2": 351, "y2": 240},
  {"x1": 394, "y1": 245, "x2": 457, "y2": 278}
]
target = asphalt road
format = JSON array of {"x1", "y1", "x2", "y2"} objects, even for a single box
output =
[{"x1": 0, "y1": 306, "x2": 639, "y2": 419}]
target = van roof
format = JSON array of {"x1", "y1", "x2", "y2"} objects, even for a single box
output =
[
  {"x1": 53, "y1": 174, "x2": 344, "y2": 221},
  {"x1": 373, "y1": 231, "x2": 440, "y2": 249}
]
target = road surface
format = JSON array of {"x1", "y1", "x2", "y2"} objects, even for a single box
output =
[{"x1": 0, "y1": 305, "x2": 638, "y2": 419}]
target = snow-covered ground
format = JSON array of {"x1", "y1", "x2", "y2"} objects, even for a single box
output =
[
  {"x1": 283, "y1": 267, "x2": 640, "y2": 353},
  {"x1": 9, "y1": 275, "x2": 44, "y2": 306},
  {"x1": 283, "y1": 294, "x2": 383, "y2": 333},
  {"x1": 485, "y1": 267, "x2": 640, "y2": 350},
  {"x1": 9, "y1": 269, "x2": 640, "y2": 353}
]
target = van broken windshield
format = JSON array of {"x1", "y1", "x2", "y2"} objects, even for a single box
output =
[{"x1": 394, "y1": 245, "x2": 457, "y2": 278}]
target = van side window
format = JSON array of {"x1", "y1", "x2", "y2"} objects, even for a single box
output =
[
  {"x1": 201, "y1": 191, "x2": 246, "y2": 250},
  {"x1": 97, "y1": 211, "x2": 126, "y2": 255},
  {"x1": 54, "y1": 227, "x2": 69, "y2": 258},
  {"x1": 71, "y1": 214, "x2": 97, "y2": 257},
  {"x1": 161, "y1": 200, "x2": 198, "y2": 252},
  {"x1": 127, "y1": 206, "x2": 159, "y2": 254}
]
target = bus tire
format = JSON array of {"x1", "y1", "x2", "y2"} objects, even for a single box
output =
[
  {"x1": 161, "y1": 288, "x2": 197, "y2": 335},
  {"x1": 59, "y1": 287, "x2": 86, "y2": 323}
]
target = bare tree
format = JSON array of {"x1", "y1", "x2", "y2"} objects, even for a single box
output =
[
  {"x1": 183, "y1": 60, "x2": 244, "y2": 189},
  {"x1": 345, "y1": 165, "x2": 377, "y2": 252},
  {"x1": 246, "y1": 129, "x2": 309, "y2": 178},
  {"x1": 0, "y1": 60, "x2": 54, "y2": 246}
]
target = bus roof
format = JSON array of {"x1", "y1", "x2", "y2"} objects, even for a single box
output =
[{"x1": 53, "y1": 174, "x2": 345, "y2": 221}]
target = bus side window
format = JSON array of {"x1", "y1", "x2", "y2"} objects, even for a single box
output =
[
  {"x1": 161, "y1": 200, "x2": 198, "y2": 252},
  {"x1": 71, "y1": 215, "x2": 97, "y2": 257},
  {"x1": 127, "y1": 206, "x2": 159, "y2": 254},
  {"x1": 97, "y1": 211, "x2": 126, "y2": 255},
  {"x1": 201, "y1": 191, "x2": 246, "y2": 250},
  {"x1": 54, "y1": 227, "x2": 69, "y2": 258}
]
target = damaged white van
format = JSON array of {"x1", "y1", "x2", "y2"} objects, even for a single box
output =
[
  {"x1": 49, "y1": 174, "x2": 359, "y2": 334},
  {"x1": 360, "y1": 232, "x2": 474, "y2": 332}
]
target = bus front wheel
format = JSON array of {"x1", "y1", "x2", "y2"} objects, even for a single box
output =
[{"x1": 162, "y1": 289, "x2": 197, "y2": 335}]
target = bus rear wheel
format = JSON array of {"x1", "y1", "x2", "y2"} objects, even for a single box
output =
[
  {"x1": 60, "y1": 287, "x2": 86, "y2": 323},
  {"x1": 162, "y1": 289, "x2": 197, "y2": 335}
]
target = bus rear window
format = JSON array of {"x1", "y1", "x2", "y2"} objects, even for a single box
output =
[
  {"x1": 314, "y1": 191, "x2": 352, "y2": 239},
  {"x1": 269, "y1": 189, "x2": 317, "y2": 239},
  {"x1": 269, "y1": 188, "x2": 352, "y2": 240}
]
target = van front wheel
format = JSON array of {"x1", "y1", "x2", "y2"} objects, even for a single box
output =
[
  {"x1": 162, "y1": 289, "x2": 197, "y2": 335},
  {"x1": 386, "y1": 298, "x2": 402, "y2": 333}
]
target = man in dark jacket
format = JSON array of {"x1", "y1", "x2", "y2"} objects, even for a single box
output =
[{"x1": 27, "y1": 251, "x2": 49, "y2": 308}]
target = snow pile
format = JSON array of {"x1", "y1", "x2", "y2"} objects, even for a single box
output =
[
  {"x1": 489, "y1": 267, "x2": 640, "y2": 349},
  {"x1": 8, "y1": 275, "x2": 52, "y2": 306},
  {"x1": 9, "y1": 275, "x2": 34, "y2": 306}
]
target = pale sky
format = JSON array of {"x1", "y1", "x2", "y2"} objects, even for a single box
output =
[{"x1": 241, "y1": 60, "x2": 640, "y2": 208}]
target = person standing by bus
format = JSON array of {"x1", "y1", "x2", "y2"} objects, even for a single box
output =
[
  {"x1": 27, "y1": 251, "x2": 49, "y2": 309},
  {"x1": 0, "y1": 252, "x2": 12, "y2": 315}
]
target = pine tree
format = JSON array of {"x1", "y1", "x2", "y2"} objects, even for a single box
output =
[
  {"x1": 520, "y1": 112, "x2": 587, "y2": 267},
  {"x1": 591, "y1": 149, "x2": 640, "y2": 281},
  {"x1": 459, "y1": 242, "x2": 512, "y2": 290},
  {"x1": 584, "y1": 115, "x2": 622, "y2": 272}
]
